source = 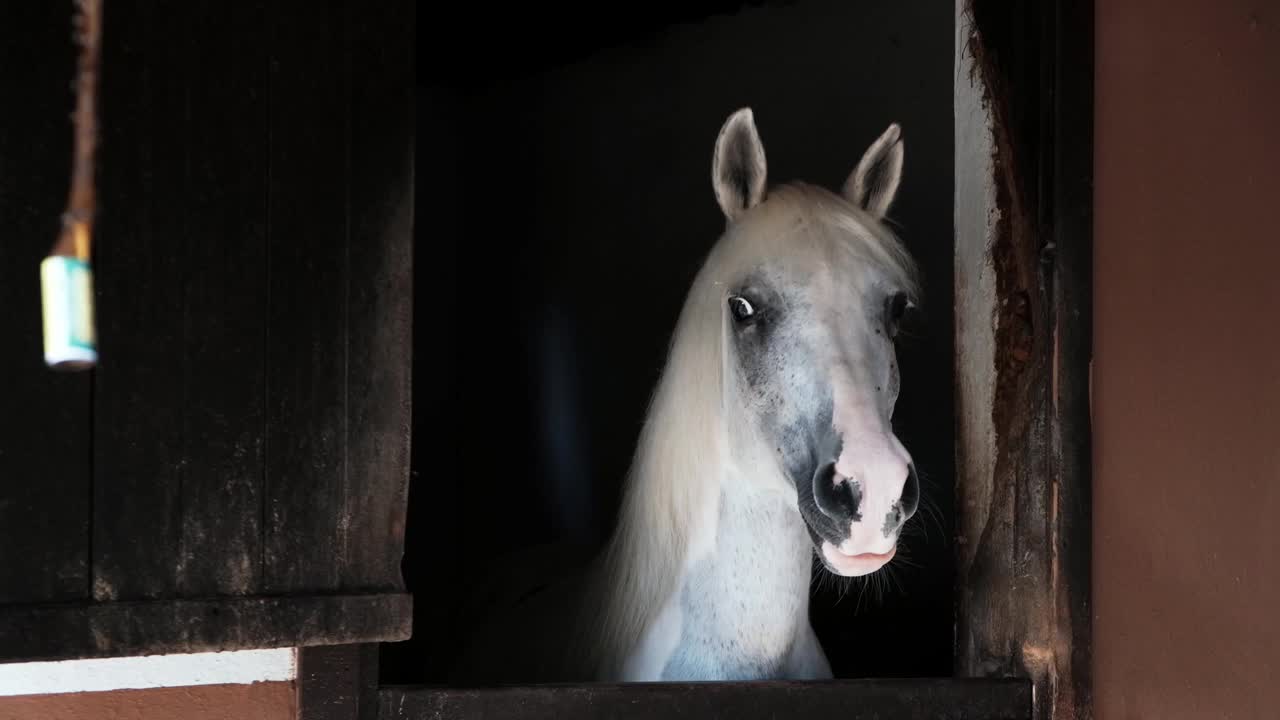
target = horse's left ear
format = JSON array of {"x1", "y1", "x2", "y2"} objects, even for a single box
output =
[{"x1": 843, "y1": 123, "x2": 904, "y2": 220}]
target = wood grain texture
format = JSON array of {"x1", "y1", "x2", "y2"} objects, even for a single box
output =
[
  {"x1": 299, "y1": 644, "x2": 381, "y2": 720},
  {"x1": 261, "y1": 0, "x2": 351, "y2": 594},
  {"x1": 381, "y1": 679, "x2": 1033, "y2": 720},
  {"x1": 0, "y1": 1, "x2": 91, "y2": 605},
  {"x1": 176, "y1": 0, "x2": 269, "y2": 598},
  {"x1": 91, "y1": 0, "x2": 188, "y2": 602},
  {"x1": 955, "y1": 1, "x2": 1093, "y2": 719},
  {"x1": 0, "y1": 594, "x2": 410, "y2": 663},
  {"x1": 343, "y1": 0, "x2": 414, "y2": 592}
]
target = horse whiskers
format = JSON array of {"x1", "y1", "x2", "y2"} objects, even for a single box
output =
[
  {"x1": 884, "y1": 562, "x2": 908, "y2": 598},
  {"x1": 900, "y1": 518, "x2": 941, "y2": 553},
  {"x1": 922, "y1": 495, "x2": 947, "y2": 539},
  {"x1": 851, "y1": 574, "x2": 870, "y2": 613},
  {"x1": 910, "y1": 467, "x2": 948, "y2": 544},
  {"x1": 808, "y1": 555, "x2": 860, "y2": 609},
  {"x1": 837, "y1": 573, "x2": 855, "y2": 607},
  {"x1": 889, "y1": 552, "x2": 923, "y2": 570},
  {"x1": 808, "y1": 539, "x2": 925, "y2": 613}
]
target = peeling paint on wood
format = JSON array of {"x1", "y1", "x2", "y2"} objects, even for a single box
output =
[{"x1": 954, "y1": 1, "x2": 1093, "y2": 719}]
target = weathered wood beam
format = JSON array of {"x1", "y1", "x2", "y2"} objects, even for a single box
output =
[
  {"x1": 953, "y1": 0, "x2": 1093, "y2": 719},
  {"x1": 381, "y1": 679, "x2": 1033, "y2": 720},
  {"x1": 0, "y1": 594, "x2": 411, "y2": 663},
  {"x1": 300, "y1": 643, "x2": 382, "y2": 720}
]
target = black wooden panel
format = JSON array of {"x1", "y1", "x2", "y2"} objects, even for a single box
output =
[
  {"x1": 262, "y1": 0, "x2": 352, "y2": 593},
  {"x1": 176, "y1": 0, "x2": 270, "y2": 597},
  {"x1": 381, "y1": 679, "x2": 1033, "y2": 720},
  {"x1": 343, "y1": 0, "x2": 414, "y2": 591},
  {"x1": 299, "y1": 644, "x2": 381, "y2": 720},
  {"x1": 91, "y1": 0, "x2": 188, "y2": 601},
  {"x1": 0, "y1": 2, "x2": 91, "y2": 605},
  {"x1": 0, "y1": 594, "x2": 410, "y2": 663},
  {"x1": 0, "y1": 0, "x2": 413, "y2": 661}
]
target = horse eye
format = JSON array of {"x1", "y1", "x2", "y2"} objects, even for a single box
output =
[
  {"x1": 886, "y1": 292, "x2": 913, "y2": 335},
  {"x1": 728, "y1": 296, "x2": 755, "y2": 322}
]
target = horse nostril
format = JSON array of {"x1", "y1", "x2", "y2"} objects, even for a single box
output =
[
  {"x1": 812, "y1": 461, "x2": 863, "y2": 522},
  {"x1": 900, "y1": 462, "x2": 920, "y2": 519}
]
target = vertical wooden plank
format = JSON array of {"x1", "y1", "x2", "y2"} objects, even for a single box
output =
[
  {"x1": 344, "y1": 0, "x2": 414, "y2": 591},
  {"x1": 955, "y1": 1, "x2": 1093, "y2": 719},
  {"x1": 262, "y1": 0, "x2": 350, "y2": 593},
  {"x1": 91, "y1": 0, "x2": 188, "y2": 602},
  {"x1": 0, "y1": 2, "x2": 91, "y2": 604},
  {"x1": 177, "y1": 1, "x2": 270, "y2": 597},
  {"x1": 1047, "y1": 0, "x2": 1094, "y2": 715},
  {"x1": 90, "y1": 0, "x2": 197, "y2": 599},
  {"x1": 298, "y1": 644, "x2": 380, "y2": 720}
]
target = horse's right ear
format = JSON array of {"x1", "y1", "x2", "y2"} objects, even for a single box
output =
[{"x1": 712, "y1": 108, "x2": 767, "y2": 223}]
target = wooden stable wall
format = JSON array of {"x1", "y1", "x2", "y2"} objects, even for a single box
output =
[
  {"x1": 0, "y1": 1, "x2": 413, "y2": 662},
  {"x1": 1093, "y1": 1, "x2": 1280, "y2": 718}
]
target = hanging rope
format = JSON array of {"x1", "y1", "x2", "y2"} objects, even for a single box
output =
[{"x1": 41, "y1": 0, "x2": 102, "y2": 371}]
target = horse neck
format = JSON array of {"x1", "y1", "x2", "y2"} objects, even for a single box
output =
[
  {"x1": 584, "y1": 393, "x2": 815, "y2": 679},
  {"x1": 683, "y1": 466, "x2": 816, "y2": 638}
]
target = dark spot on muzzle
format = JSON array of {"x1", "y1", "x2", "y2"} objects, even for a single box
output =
[
  {"x1": 812, "y1": 461, "x2": 862, "y2": 523},
  {"x1": 882, "y1": 463, "x2": 921, "y2": 536}
]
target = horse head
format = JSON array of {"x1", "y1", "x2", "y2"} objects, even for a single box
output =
[{"x1": 708, "y1": 108, "x2": 922, "y2": 578}]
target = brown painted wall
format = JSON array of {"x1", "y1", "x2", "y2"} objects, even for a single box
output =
[
  {"x1": 0, "y1": 682, "x2": 295, "y2": 720},
  {"x1": 1094, "y1": 1, "x2": 1280, "y2": 717}
]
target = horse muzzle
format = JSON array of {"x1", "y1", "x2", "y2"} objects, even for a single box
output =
[{"x1": 807, "y1": 458, "x2": 919, "y2": 576}]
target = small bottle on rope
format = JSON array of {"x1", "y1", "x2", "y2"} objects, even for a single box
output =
[
  {"x1": 42, "y1": 0, "x2": 101, "y2": 371},
  {"x1": 41, "y1": 216, "x2": 97, "y2": 370}
]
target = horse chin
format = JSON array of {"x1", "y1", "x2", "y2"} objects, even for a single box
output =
[
  {"x1": 797, "y1": 500, "x2": 897, "y2": 578},
  {"x1": 816, "y1": 539, "x2": 896, "y2": 578}
]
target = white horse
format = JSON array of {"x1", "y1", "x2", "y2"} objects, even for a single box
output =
[{"x1": 449, "y1": 107, "x2": 923, "y2": 684}]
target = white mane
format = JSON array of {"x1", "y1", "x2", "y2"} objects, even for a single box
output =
[{"x1": 576, "y1": 181, "x2": 921, "y2": 678}]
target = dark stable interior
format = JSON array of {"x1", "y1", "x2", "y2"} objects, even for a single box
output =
[{"x1": 384, "y1": 0, "x2": 955, "y2": 684}]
